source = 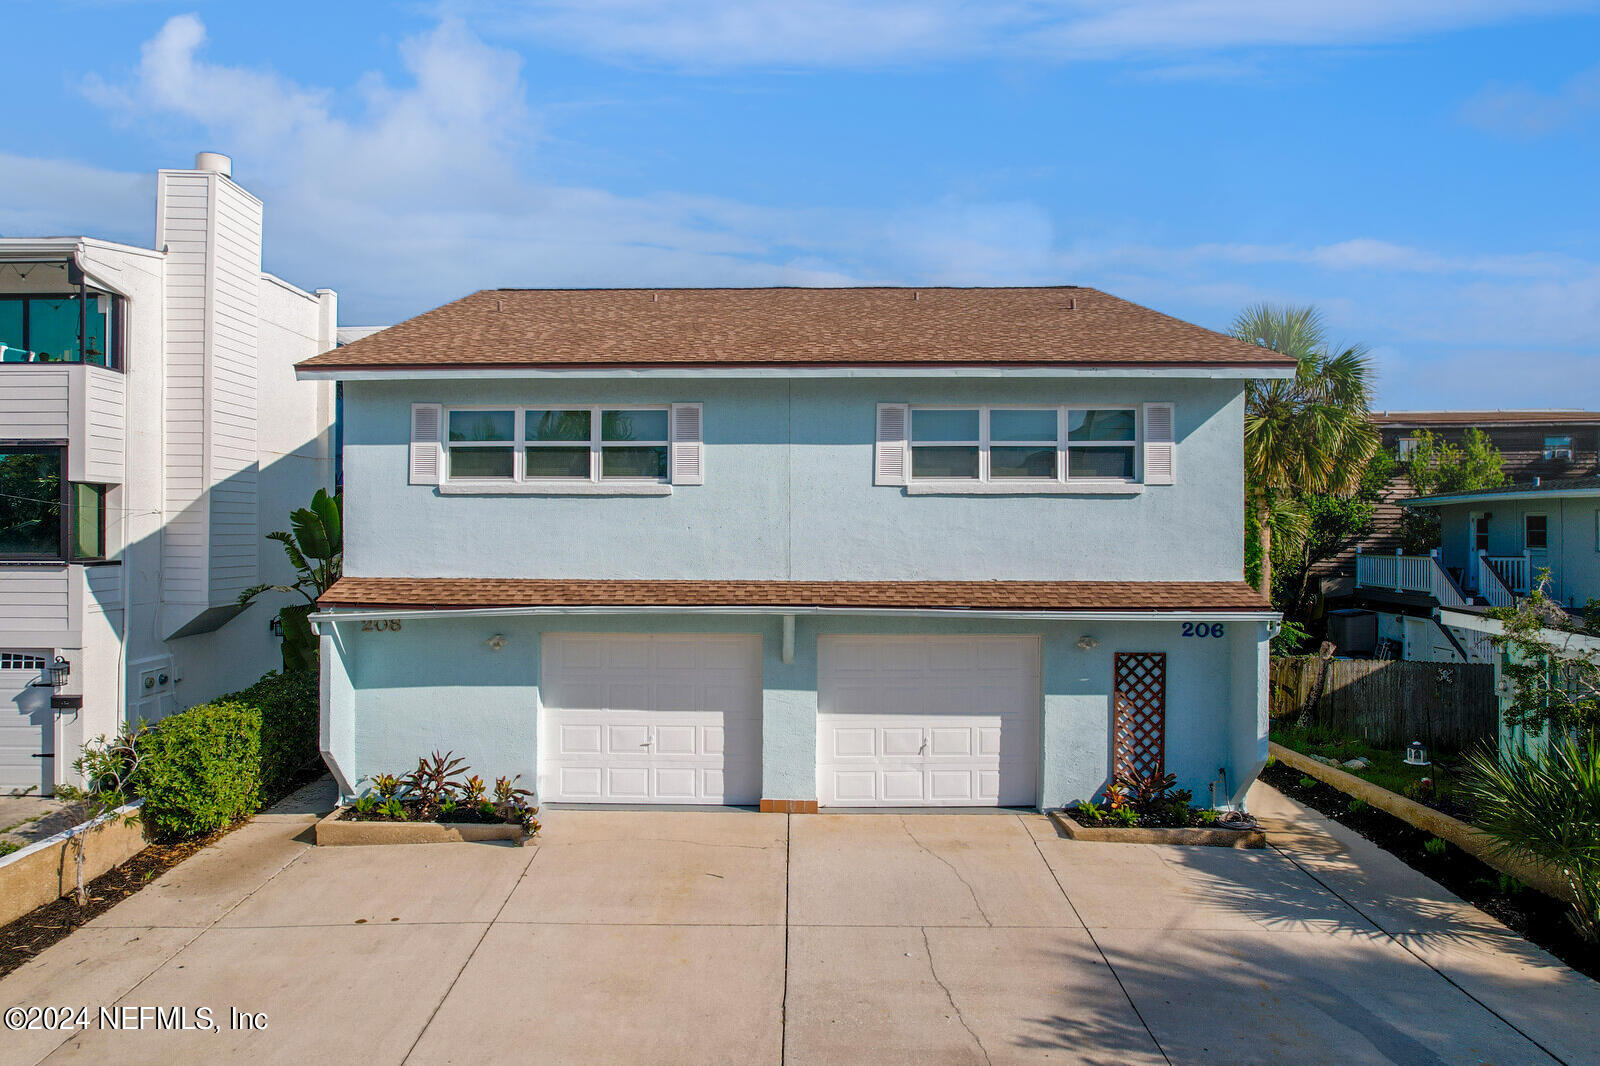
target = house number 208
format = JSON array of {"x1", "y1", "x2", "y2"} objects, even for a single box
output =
[
  {"x1": 360, "y1": 620, "x2": 403, "y2": 632},
  {"x1": 1181, "y1": 622, "x2": 1225, "y2": 638}
]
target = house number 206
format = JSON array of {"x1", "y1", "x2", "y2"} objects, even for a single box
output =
[
  {"x1": 1181, "y1": 622, "x2": 1225, "y2": 638},
  {"x1": 360, "y1": 619, "x2": 403, "y2": 632}
]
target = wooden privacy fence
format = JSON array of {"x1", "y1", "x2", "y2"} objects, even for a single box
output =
[{"x1": 1270, "y1": 657, "x2": 1497, "y2": 751}]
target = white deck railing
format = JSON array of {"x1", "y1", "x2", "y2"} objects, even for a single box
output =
[
  {"x1": 1474, "y1": 553, "x2": 1517, "y2": 608},
  {"x1": 1482, "y1": 552, "x2": 1532, "y2": 596},
  {"x1": 1354, "y1": 551, "x2": 1468, "y2": 607}
]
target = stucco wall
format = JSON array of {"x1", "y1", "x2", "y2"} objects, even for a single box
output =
[
  {"x1": 1434, "y1": 497, "x2": 1600, "y2": 606},
  {"x1": 322, "y1": 612, "x2": 1269, "y2": 810},
  {"x1": 341, "y1": 376, "x2": 1247, "y2": 582}
]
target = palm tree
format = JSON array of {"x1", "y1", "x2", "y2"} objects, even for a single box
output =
[{"x1": 1233, "y1": 305, "x2": 1377, "y2": 597}]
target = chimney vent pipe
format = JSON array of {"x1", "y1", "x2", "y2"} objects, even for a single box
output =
[{"x1": 194, "y1": 152, "x2": 232, "y2": 176}]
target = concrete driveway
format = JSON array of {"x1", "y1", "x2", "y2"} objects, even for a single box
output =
[{"x1": 2, "y1": 785, "x2": 1596, "y2": 1066}]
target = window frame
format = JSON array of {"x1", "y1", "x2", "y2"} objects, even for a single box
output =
[
  {"x1": 906, "y1": 404, "x2": 1142, "y2": 488},
  {"x1": 1543, "y1": 435, "x2": 1574, "y2": 461},
  {"x1": 1397, "y1": 436, "x2": 1421, "y2": 460},
  {"x1": 0, "y1": 441, "x2": 70, "y2": 562},
  {"x1": 442, "y1": 404, "x2": 673, "y2": 488},
  {"x1": 0, "y1": 292, "x2": 122, "y2": 371},
  {"x1": 1524, "y1": 512, "x2": 1549, "y2": 552}
]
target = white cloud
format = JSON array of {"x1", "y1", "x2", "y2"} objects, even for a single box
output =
[
  {"x1": 1461, "y1": 64, "x2": 1600, "y2": 138},
  {"x1": 466, "y1": 0, "x2": 1595, "y2": 69},
  {"x1": 3, "y1": 13, "x2": 1597, "y2": 410}
]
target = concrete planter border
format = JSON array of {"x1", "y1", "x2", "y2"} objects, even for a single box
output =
[
  {"x1": 0, "y1": 801, "x2": 148, "y2": 926},
  {"x1": 1049, "y1": 809, "x2": 1266, "y2": 848},
  {"x1": 1269, "y1": 741, "x2": 1574, "y2": 904},
  {"x1": 314, "y1": 808, "x2": 528, "y2": 847}
]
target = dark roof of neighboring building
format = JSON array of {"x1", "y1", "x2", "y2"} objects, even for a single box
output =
[
  {"x1": 319, "y1": 578, "x2": 1273, "y2": 613},
  {"x1": 296, "y1": 287, "x2": 1296, "y2": 372},
  {"x1": 1373, "y1": 410, "x2": 1600, "y2": 427},
  {"x1": 1405, "y1": 476, "x2": 1600, "y2": 507}
]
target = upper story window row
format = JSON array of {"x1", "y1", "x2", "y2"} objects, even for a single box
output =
[
  {"x1": 407, "y1": 399, "x2": 1174, "y2": 494},
  {"x1": 0, "y1": 293, "x2": 122, "y2": 369},
  {"x1": 445, "y1": 406, "x2": 674, "y2": 483}
]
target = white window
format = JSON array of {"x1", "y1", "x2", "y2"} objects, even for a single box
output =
[
  {"x1": 1397, "y1": 436, "x2": 1421, "y2": 460},
  {"x1": 444, "y1": 406, "x2": 672, "y2": 486},
  {"x1": 907, "y1": 405, "x2": 1139, "y2": 486},
  {"x1": 0, "y1": 652, "x2": 46, "y2": 670},
  {"x1": 1544, "y1": 435, "x2": 1573, "y2": 460}
]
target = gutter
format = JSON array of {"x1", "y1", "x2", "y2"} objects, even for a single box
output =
[{"x1": 310, "y1": 604, "x2": 1281, "y2": 629}]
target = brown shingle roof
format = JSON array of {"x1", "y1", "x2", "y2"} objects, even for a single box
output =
[
  {"x1": 319, "y1": 578, "x2": 1272, "y2": 613},
  {"x1": 1373, "y1": 410, "x2": 1600, "y2": 426},
  {"x1": 298, "y1": 287, "x2": 1293, "y2": 372}
]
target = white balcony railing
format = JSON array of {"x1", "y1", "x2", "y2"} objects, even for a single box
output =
[{"x1": 1354, "y1": 550, "x2": 1468, "y2": 608}]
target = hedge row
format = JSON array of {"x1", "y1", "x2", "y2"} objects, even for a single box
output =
[{"x1": 132, "y1": 669, "x2": 320, "y2": 841}]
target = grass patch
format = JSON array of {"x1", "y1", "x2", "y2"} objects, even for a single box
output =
[
  {"x1": 1270, "y1": 723, "x2": 1474, "y2": 819},
  {"x1": 0, "y1": 841, "x2": 20, "y2": 859}
]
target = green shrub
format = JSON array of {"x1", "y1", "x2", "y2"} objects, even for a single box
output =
[
  {"x1": 237, "y1": 669, "x2": 320, "y2": 801},
  {"x1": 133, "y1": 700, "x2": 261, "y2": 841}
]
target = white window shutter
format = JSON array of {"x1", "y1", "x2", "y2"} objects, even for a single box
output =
[
  {"x1": 876, "y1": 403, "x2": 909, "y2": 486},
  {"x1": 1144, "y1": 402, "x2": 1175, "y2": 485},
  {"x1": 409, "y1": 403, "x2": 442, "y2": 485},
  {"x1": 670, "y1": 403, "x2": 704, "y2": 485}
]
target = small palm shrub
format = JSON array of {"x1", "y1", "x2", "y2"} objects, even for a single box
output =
[{"x1": 1465, "y1": 738, "x2": 1600, "y2": 943}]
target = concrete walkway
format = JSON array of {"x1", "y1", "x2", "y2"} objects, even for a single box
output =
[
  {"x1": 0, "y1": 781, "x2": 1594, "y2": 1065},
  {"x1": 0, "y1": 797, "x2": 79, "y2": 852}
]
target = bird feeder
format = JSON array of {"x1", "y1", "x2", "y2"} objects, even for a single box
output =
[{"x1": 1403, "y1": 740, "x2": 1430, "y2": 767}]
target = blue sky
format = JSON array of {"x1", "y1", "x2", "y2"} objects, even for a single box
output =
[{"x1": 3, "y1": 2, "x2": 1598, "y2": 409}]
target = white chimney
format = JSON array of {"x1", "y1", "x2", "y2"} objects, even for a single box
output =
[{"x1": 194, "y1": 151, "x2": 232, "y2": 177}]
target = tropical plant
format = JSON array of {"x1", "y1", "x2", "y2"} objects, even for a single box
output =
[
  {"x1": 237, "y1": 488, "x2": 343, "y2": 672},
  {"x1": 403, "y1": 750, "x2": 468, "y2": 805},
  {"x1": 1465, "y1": 738, "x2": 1600, "y2": 942},
  {"x1": 54, "y1": 728, "x2": 145, "y2": 906},
  {"x1": 1489, "y1": 570, "x2": 1600, "y2": 739},
  {"x1": 1233, "y1": 305, "x2": 1379, "y2": 597}
]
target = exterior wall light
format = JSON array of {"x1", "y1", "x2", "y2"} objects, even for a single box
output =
[
  {"x1": 1404, "y1": 740, "x2": 1430, "y2": 767},
  {"x1": 1076, "y1": 635, "x2": 1100, "y2": 651},
  {"x1": 487, "y1": 634, "x2": 508, "y2": 651},
  {"x1": 31, "y1": 656, "x2": 70, "y2": 688}
]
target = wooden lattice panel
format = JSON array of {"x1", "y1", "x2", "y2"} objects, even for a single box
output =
[{"x1": 1113, "y1": 652, "x2": 1167, "y2": 781}]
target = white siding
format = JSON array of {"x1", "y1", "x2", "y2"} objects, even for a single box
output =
[
  {"x1": 156, "y1": 170, "x2": 264, "y2": 618},
  {"x1": 0, "y1": 367, "x2": 69, "y2": 438},
  {"x1": 0, "y1": 569, "x2": 70, "y2": 632},
  {"x1": 81, "y1": 366, "x2": 126, "y2": 483},
  {"x1": 159, "y1": 171, "x2": 212, "y2": 608}
]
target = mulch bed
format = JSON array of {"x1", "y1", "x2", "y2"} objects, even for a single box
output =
[
  {"x1": 1261, "y1": 761, "x2": 1599, "y2": 981},
  {"x1": 0, "y1": 826, "x2": 230, "y2": 979}
]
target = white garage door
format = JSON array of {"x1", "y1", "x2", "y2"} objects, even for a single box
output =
[
  {"x1": 540, "y1": 634, "x2": 762, "y2": 805},
  {"x1": 818, "y1": 635, "x2": 1040, "y2": 807},
  {"x1": 1, "y1": 651, "x2": 53, "y2": 795}
]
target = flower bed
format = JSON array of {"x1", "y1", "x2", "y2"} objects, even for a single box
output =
[
  {"x1": 1057, "y1": 769, "x2": 1265, "y2": 847},
  {"x1": 324, "y1": 752, "x2": 540, "y2": 847}
]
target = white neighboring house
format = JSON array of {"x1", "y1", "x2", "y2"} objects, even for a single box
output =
[{"x1": 0, "y1": 152, "x2": 338, "y2": 795}]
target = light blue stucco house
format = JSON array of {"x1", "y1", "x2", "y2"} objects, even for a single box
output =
[{"x1": 296, "y1": 287, "x2": 1290, "y2": 811}]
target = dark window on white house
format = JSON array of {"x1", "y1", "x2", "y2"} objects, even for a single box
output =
[
  {"x1": 1525, "y1": 513, "x2": 1549, "y2": 551},
  {"x1": 0, "y1": 446, "x2": 107, "y2": 561}
]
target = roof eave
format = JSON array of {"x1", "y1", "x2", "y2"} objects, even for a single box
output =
[
  {"x1": 295, "y1": 362, "x2": 1296, "y2": 381},
  {"x1": 312, "y1": 604, "x2": 1279, "y2": 623}
]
